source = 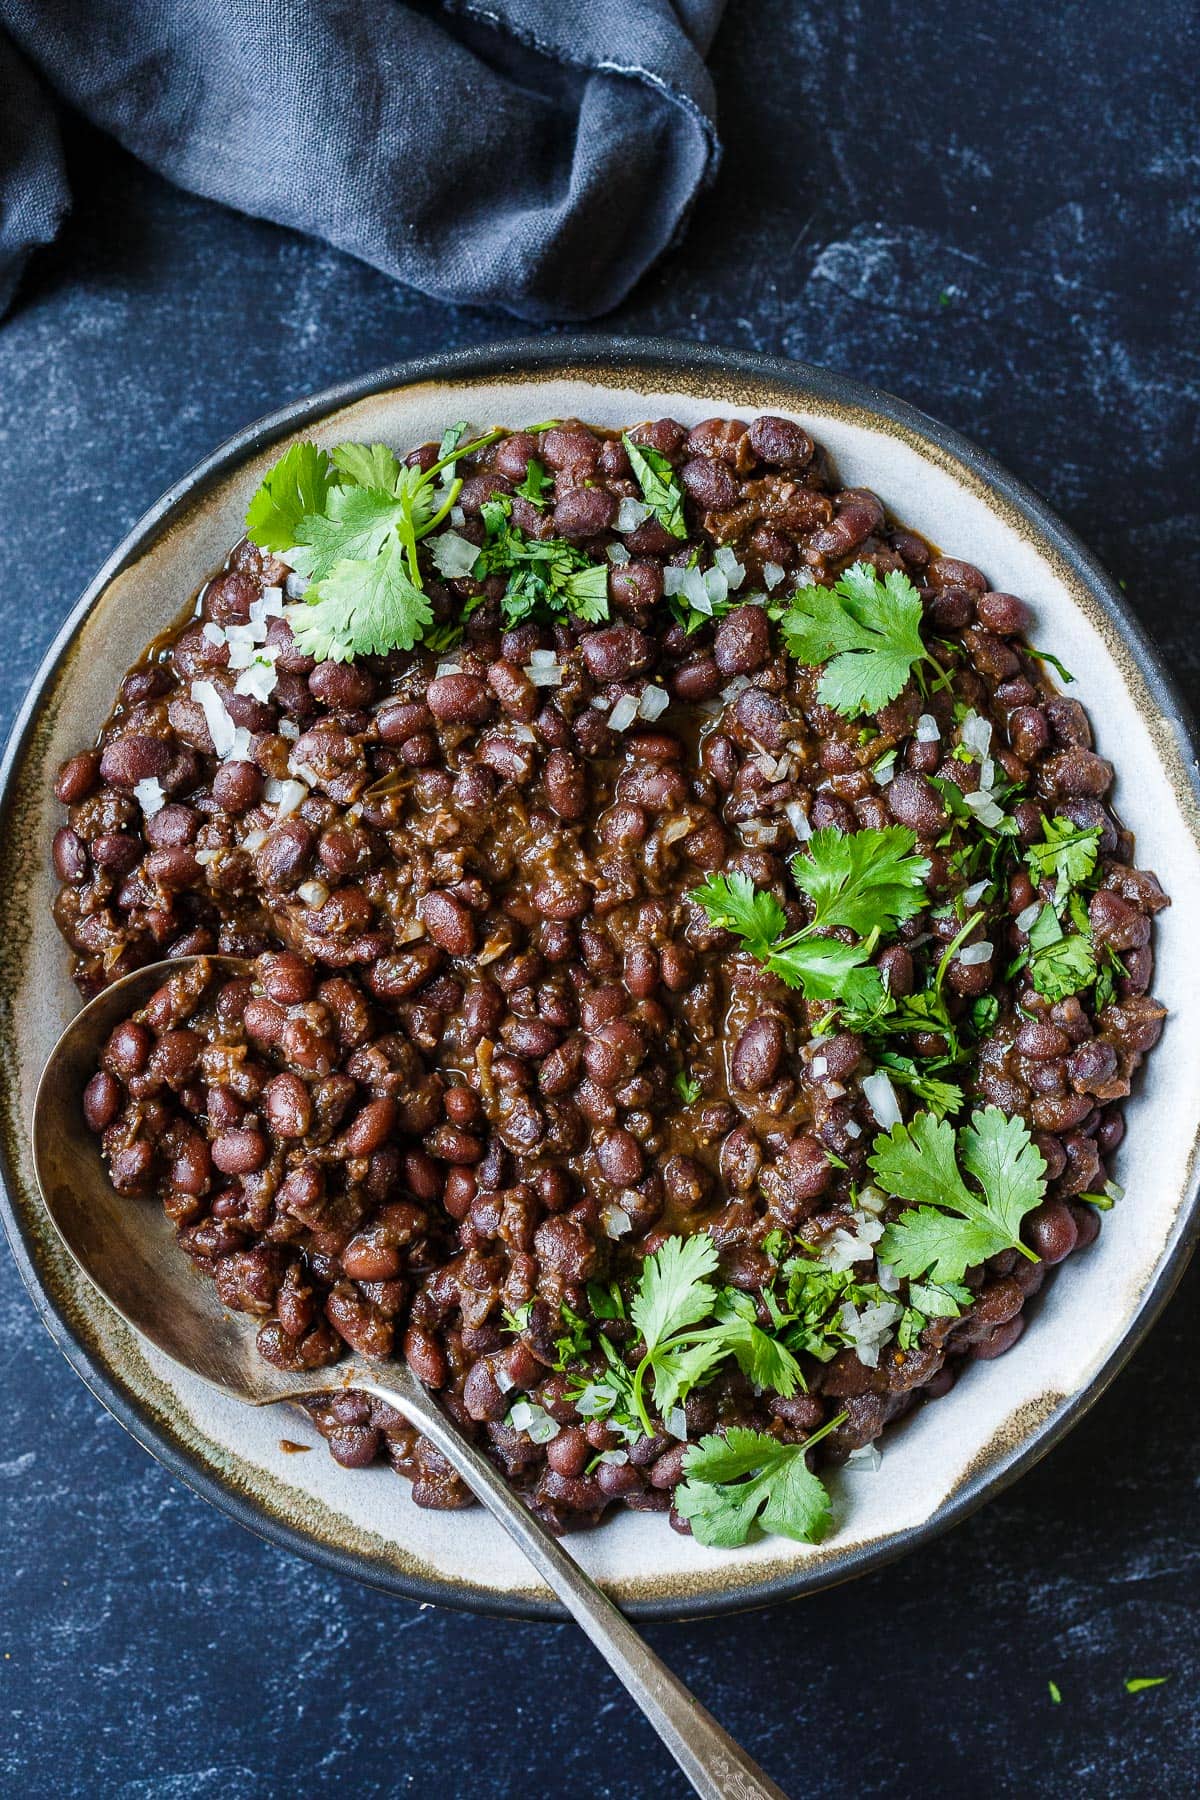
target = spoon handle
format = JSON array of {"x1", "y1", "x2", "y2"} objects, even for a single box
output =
[{"x1": 352, "y1": 1375, "x2": 790, "y2": 1800}]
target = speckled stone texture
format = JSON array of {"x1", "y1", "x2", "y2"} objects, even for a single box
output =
[{"x1": 1, "y1": 3, "x2": 1197, "y2": 1794}]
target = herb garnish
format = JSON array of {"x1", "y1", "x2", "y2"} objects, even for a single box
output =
[
  {"x1": 473, "y1": 496, "x2": 610, "y2": 626},
  {"x1": 674, "y1": 1413, "x2": 848, "y2": 1548},
  {"x1": 674, "y1": 1069, "x2": 703, "y2": 1106},
  {"x1": 692, "y1": 825, "x2": 928, "y2": 1006},
  {"x1": 514, "y1": 457, "x2": 552, "y2": 507},
  {"x1": 245, "y1": 430, "x2": 502, "y2": 662},
  {"x1": 780, "y1": 564, "x2": 948, "y2": 718},
  {"x1": 623, "y1": 434, "x2": 687, "y2": 538},
  {"x1": 871, "y1": 1107, "x2": 1046, "y2": 1283}
]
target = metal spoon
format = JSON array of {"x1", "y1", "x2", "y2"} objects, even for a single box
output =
[{"x1": 32, "y1": 956, "x2": 790, "y2": 1800}]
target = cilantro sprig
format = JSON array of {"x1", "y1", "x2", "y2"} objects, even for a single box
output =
[
  {"x1": 781, "y1": 564, "x2": 949, "y2": 718},
  {"x1": 627, "y1": 1235, "x2": 804, "y2": 1436},
  {"x1": 675, "y1": 1414, "x2": 848, "y2": 1549},
  {"x1": 871, "y1": 1107, "x2": 1046, "y2": 1283},
  {"x1": 692, "y1": 825, "x2": 928, "y2": 1008},
  {"x1": 623, "y1": 434, "x2": 687, "y2": 538},
  {"x1": 245, "y1": 428, "x2": 502, "y2": 662}
]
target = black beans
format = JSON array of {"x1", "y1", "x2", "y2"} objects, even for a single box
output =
[
  {"x1": 731, "y1": 1017, "x2": 784, "y2": 1091},
  {"x1": 60, "y1": 415, "x2": 1167, "y2": 1530}
]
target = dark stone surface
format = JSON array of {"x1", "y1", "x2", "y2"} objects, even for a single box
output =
[{"x1": 1, "y1": 4, "x2": 1197, "y2": 1795}]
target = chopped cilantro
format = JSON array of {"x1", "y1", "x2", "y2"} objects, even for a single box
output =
[
  {"x1": 623, "y1": 434, "x2": 687, "y2": 538},
  {"x1": 514, "y1": 457, "x2": 552, "y2": 507},
  {"x1": 780, "y1": 563, "x2": 948, "y2": 718},
  {"x1": 674, "y1": 1069, "x2": 703, "y2": 1106},
  {"x1": 1026, "y1": 816, "x2": 1102, "y2": 892},
  {"x1": 473, "y1": 495, "x2": 610, "y2": 626}
]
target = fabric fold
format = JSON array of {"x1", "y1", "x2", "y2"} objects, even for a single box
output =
[{"x1": 0, "y1": 0, "x2": 726, "y2": 321}]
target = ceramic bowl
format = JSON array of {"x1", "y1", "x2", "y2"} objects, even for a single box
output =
[{"x1": 3, "y1": 338, "x2": 1199, "y2": 1620}]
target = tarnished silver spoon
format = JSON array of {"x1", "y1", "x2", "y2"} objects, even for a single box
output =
[{"x1": 32, "y1": 956, "x2": 789, "y2": 1800}]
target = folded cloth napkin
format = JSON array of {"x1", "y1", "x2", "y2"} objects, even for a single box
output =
[{"x1": 0, "y1": 0, "x2": 724, "y2": 321}]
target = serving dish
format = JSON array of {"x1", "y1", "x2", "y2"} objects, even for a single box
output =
[{"x1": 3, "y1": 337, "x2": 1199, "y2": 1619}]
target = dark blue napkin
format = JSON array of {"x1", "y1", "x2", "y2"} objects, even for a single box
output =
[{"x1": 0, "y1": 0, "x2": 725, "y2": 321}]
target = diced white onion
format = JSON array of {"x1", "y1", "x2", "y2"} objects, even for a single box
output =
[
  {"x1": 600, "y1": 1203, "x2": 632, "y2": 1239},
  {"x1": 980, "y1": 756, "x2": 996, "y2": 791},
  {"x1": 845, "y1": 1444, "x2": 883, "y2": 1473},
  {"x1": 663, "y1": 563, "x2": 712, "y2": 616},
  {"x1": 962, "y1": 879, "x2": 989, "y2": 907},
  {"x1": 839, "y1": 1298, "x2": 902, "y2": 1368},
  {"x1": 573, "y1": 1383, "x2": 617, "y2": 1419},
  {"x1": 494, "y1": 1367, "x2": 516, "y2": 1394},
  {"x1": 915, "y1": 713, "x2": 941, "y2": 743},
  {"x1": 762, "y1": 561, "x2": 786, "y2": 590},
  {"x1": 703, "y1": 564, "x2": 729, "y2": 608},
  {"x1": 662, "y1": 817, "x2": 693, "y2": 845},
  {"x1": 856, "y1": 1185, "x2": 888, "y2": 1217},
  {"x1": 809, "y1": 1053, "x2": 829, "y2": 1080},
  {"x1": 739, "y1": 820, "x2": 781, "y2": 845},
  {"x1": 525, "y1": 655, "x2": 563, "y2": 687},
  {"x1": 509, "y1": 1400, "x2": 560, "y2": 1444},
  {"x1": 1016, "y1": 900, "x2": 1042, "y2": 932},
  {"x1": 714, "y1": 545, "x2": 746, "y2": 590},
  {"x1": 297, "y1": 879, "x2": 329, "y2": 908},
  {"x1": 664, "y1": 1407, "x2": 688, "y2": 1442},
  {"x1": 637, "y1": 685, "x2": 670, "y2": 721},
  {"x1": 823, "y1": 1079, "x2": 846, "y2": 1098},
  {"x1": 597, "y1": 1449, "x2": 629, "y2": 1466},
  {"x1": 279, "y1": 719, "x2": 300, "y2": 740},
  {"x1": 607, "y1": 541, "x2": 631, "y2": 565},
  {"x1": 241, "y1": 828, "x2": 269, "y2": 853},
  {"x1": 193, "y1": 847, "x2": 219, "y2": 867},
  {"x1": 608, "y1": 694, "x2": 640, "y2": 731},
  {"x1": 435, "y1": 660, "x2": 463, "y2": 678},
  {"x1": 960, "y1": 711, "x2": 993, "y2": 758},
  {"x1": 844, "y1": 1118, "x2": 862, "y2": 1140},
  {"x1": 875, "y1": 1261, "x2": 901, "y2": 1293},
  {"x1": 509, "y1": 722, "x2": 537, "y2": 743},
  {"x1": 190, "y1": 680, "x2": 238, "y2": 759},
  {"x1": 590, "y1": 694, "x2": 609, "y2": 711},
  {"x1": 429, "y1": 531, "x2": 480, "y2": 579},
  {"x1": 862, "y1": 1070, "x2": 903, "y2": 1129},
  {"x1": 957, "y1": 940, "x2": 994, "y2": 966},
  {"x1": 202, "y1": 622, "x2": 227, "y2": 647},
  {"x1": 284, "y1": 571, "x2": 307, "y2": 599},
  {"x1": 450, "y1": 504, "x2": 466, "y2": 528},
  {"x1": 234, "y1": 658, "x2": 279, "y2": 701},
  {"x1": 264, "y1": 776, "x2": 308, "y2": 818},
  {"x1": 288, "y1": 759, "x2": 320, "y2": 787},
  {"x1": 133, "y1": 776, "x2": 165, "y2": 818},
  {"x1": 963, "y1": 789, "x2": 1005, "y2": 827},
  {"x1": 616, "y1": 495, "x2": 651, "y2": 533},
  {"x1": 786, "y1": 800, "x2": 812, "y2": 842},
  {"x1": 251, "y1": 586, "x2": 285, "y2": 623},
  {"x1": 1104, "y1": 1179, "x2": 1125, "y2": 1203},
  {"x1": 719, "y1": 675, "x2": 751, "y2": 703}
]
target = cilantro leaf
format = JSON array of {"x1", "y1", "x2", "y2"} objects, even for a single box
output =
[
  {"x1": 871, "y1": 1107, "x2": 1046, "y2": 1283},
  {"x1": 781, "y1": 564, "x2": 944, "y2": 718},
  {"x1": 514, "y1": 457, "x2": 552, "y2": 507},
  {"x1": 290, "y1": 535, "x2": 432, "y2": 662},
  {"x1": 329, "y1": 441, "x2": 404, "y2": 494},
  {"x1": 691, "y1": 871, "x2": 787, "y2": 960},
  {"x1": 1025, "y1": 816, "x2": 1102, "y2": 892},
  {"x1": 631, "y1": 1234, "x2": 720, "y2": 1361},
  {"x1": 623, "y1": 434, "x2": 687, "y2": 538},
  {"x1": 675, "y1": 1413, "x2": 846, "y2": 1548},
  {"x1": 245, "y1": 441, "x2": 332, "y2": 552},
  {"x1": 766, "y1": 936, "x2": 884, "y2": 1008},
  {"x1": 288, "y1": 483, "x2": 408, "y2": 586},
  {"x1": 792, "y1": 825, "x2": 929, "y2": 935}
]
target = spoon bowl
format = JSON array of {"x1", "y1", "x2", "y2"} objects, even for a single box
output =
[{"x1": 29, "y1": 952, "x2": 789, "y2": 1800}]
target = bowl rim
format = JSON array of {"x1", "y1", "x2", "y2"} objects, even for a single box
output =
[{"x1": 3, "y1": 334, "x2": 1199, "y2": 1621}]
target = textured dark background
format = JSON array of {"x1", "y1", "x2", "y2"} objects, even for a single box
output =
[{"x1": 2, "y1": 3, "x2": 1197, "y2": 1795}]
